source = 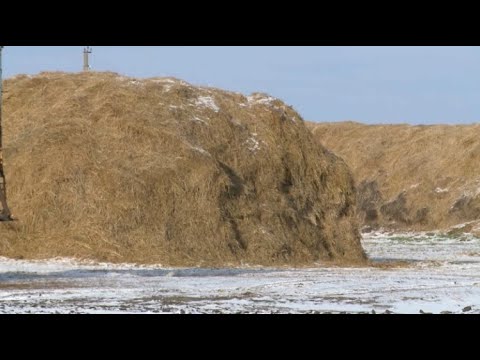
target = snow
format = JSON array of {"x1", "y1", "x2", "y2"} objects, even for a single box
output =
[
  {"x1": 193, "y1": 96, "x2": 220, "y2": 113},
  {"x1": 115, "y1": 77, "x2": 192, "y2": 92},
  {"x1": 435, "y1": 187, "x2": 449, "y2": 194},
  {"x1": 189, "y1": 145, "x2": 210, "y2": 157},
  {"x1": 150, "y1": 79, "x2": 176, "y2": 84},
  {"x1": 460, "y1": 186, "x2": 480, "y2": 198},
  {"x1": 115, "y1": 75, "x2": 145, "y2": 88},
  {"x1": 152, "y1": 78, "x2": 190, "y2": 93},
  {"x1": 247, "y1": 94, "x2": 277, "y2": 106},
  {"x1": 192, "y1": 116, "x2": 208, "y2": 125},
  {"x1": 246, "y1": 134, "x2": 261, "y2": 153},
  {"x1": 245, "y1": 94, "x2": 297, "y2": 123},
  {"x1": 129, "y1": 80, "x2": 142, "y2": 86},
  {"x1": 1, "y1": 233, "x2": 479, "y2": 314}
]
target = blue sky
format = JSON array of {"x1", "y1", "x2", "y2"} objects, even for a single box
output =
[{"x1": 3, "y1": 46, "x2": 480, "y2": 124}]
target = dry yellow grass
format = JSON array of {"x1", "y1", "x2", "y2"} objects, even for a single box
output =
[
  {"x1": 309, "y1": 121, "x2": 480, "y2": 232},
  {"x1": 0, "y1": 72, "x2": 366, "y2": 265}
]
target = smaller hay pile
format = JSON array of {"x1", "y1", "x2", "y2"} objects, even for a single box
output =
[{"x1": 310, "y1": 121, "x2": 480, "y2": 234}]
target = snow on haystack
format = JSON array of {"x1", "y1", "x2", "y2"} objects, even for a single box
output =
[
  {"x1": 193, "y1": 96, "x2": 220, "y2": 112},
  {"x1": 247, "y1": 94, "x2": 277, "y2": 106},
  {"x1": 246, "y1": 133, "x2": 261, "y2": 153}
]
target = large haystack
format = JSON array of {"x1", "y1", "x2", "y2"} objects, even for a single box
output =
[
  {"x1": 0, "y1": 72, "x2": 366, "y2": 265},
  {"x1": 309, "y1": 121, "x2": 480, "y2": 234}
]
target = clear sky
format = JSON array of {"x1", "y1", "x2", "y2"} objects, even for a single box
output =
[{"x1": 3, "y1": 46, "x2": 480, "y2": 125}]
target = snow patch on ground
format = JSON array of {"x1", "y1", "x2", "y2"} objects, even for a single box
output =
[{"x1": 1, "y1": 234, "x2": 479, "y2": 314}]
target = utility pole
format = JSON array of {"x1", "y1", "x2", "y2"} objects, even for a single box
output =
[
  {"x1": 0, "y1": 46, "x2": 13, "y2": 221},
  {"x1": 83, "y1": 46, "x2": 92, "y2": 71}
]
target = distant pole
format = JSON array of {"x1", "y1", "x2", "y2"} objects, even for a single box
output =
[
  {"x1": 0, "y1": 46, "x2": 13, "y2": 221},
  {"x1": 83, "y1": 46, "x2": 92, "y2": 71}
]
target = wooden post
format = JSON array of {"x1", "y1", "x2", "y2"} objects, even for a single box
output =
[{"x1": 0, "y1": 46, "x2": 13, "y2": 221}]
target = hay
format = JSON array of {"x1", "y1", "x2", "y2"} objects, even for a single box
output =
[
  {"x1": 309, "y1": 121, "x2": 480, "y2": 232},
  {"x1": 0, "y1": 72, "x2": 366, "y2": 265}
]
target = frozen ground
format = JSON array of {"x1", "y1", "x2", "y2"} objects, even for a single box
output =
[{"x1": 0, "y1": 233, "x2": 479, "y2": 314}]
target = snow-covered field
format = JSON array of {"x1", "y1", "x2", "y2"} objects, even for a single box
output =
[{"x1": 1, "y1": 233, "x2": 479, "y2": 314}]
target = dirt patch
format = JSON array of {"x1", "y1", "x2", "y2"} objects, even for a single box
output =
[
  {"x1": 368, "y1": 260, "x2": 413, "y2": 269},
  {"x1": 0, "y1": 280, "x2": 77, "y2": 290}
]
